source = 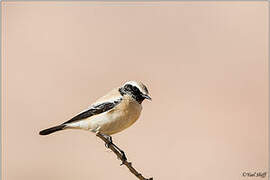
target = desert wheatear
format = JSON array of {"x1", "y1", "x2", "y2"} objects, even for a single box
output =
[{"x1": 39, "y1": 81, "x2": 151, "y2": 160}]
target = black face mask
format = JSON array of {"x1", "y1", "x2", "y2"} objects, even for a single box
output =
[{"x1": 119, "y1": 84, "x2": 146, "y2": 104}]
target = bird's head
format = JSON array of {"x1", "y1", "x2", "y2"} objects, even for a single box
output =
[{"x1": 119, "y1": 81, "x2": 151, "y2": 104}]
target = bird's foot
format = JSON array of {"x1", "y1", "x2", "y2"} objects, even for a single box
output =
[
  {"x1": 99, "y1": 133, "x2": 127, "y2": 165},
  {"x1": 104, "y1": 135, "x2": 113, "y2": 148}
]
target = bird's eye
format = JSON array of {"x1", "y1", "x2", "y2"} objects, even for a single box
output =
[{"x1": 132, "y1": 86, "x2": 139, "y2": 92}]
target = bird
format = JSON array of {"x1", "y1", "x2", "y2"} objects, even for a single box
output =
[{"x1": 39, "y1": 81, "x2": 151, "y2": 160}]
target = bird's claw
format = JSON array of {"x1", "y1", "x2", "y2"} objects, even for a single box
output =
[
  {"x1": 105, "y1": 142, "x2": 112, "y2": 148},
  {"x1": 104, "y1": 135, "x2": 113, "y2": 148},
  {"x1": 101, "y1": 134, "x2": 127, "y2": 165}
]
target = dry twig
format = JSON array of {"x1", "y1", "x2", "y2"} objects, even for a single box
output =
[{"x1": 96, "y1": 132, "x2": 153, "y2": 180}]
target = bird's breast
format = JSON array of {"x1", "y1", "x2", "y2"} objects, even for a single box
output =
[{"x1": 95, "y1": 97, "x2": 142, "y2": 135}]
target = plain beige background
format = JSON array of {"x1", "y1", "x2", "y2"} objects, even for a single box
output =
[{"x1": 1, "y1": 1, "x2": 268, "y2": 180}]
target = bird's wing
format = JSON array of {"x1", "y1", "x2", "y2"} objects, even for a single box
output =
[
  {"x1": 62, "y1": 89, "x2": 122, "y2": 125},
  {"x1": 62, "y1": 97, "x2": 122, "y2": 125}
]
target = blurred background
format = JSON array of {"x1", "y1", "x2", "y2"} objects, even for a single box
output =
[{"x1": 2, "y1": 1, "x2": 268, "y2": 180}]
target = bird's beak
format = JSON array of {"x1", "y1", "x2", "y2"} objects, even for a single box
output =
[{"x1": 142, "y1": 94, "x2": 152, "y2": 101}]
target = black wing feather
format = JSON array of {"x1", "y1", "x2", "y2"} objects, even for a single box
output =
[{"x1": 62, "y1": 98, "x2": 122, "y2": 125}]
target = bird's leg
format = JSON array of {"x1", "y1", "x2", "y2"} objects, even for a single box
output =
[
  {"x1": 99, "y1": 133, "x2": 127, "y2": 164},
  {"x1": 101, "y1": 133, "x2": 113, "y2": 148}
]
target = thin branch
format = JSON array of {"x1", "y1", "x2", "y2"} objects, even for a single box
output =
[{"x1": 96, "y1": 132, "x2": 153, "y2": 180}]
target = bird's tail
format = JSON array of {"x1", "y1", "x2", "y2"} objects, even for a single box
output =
[{"x1": 39, "y1": 124, "x2": 66, "y2": 135}]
